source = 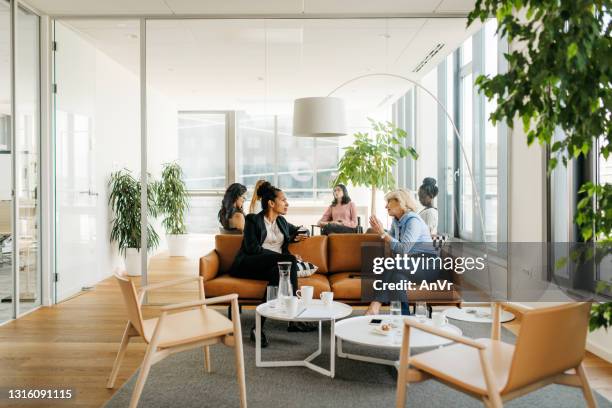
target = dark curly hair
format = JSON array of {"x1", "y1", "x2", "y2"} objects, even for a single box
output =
[
  {"x1": 418, "y1": 177, "x2": 439, "y2": 205},
  {"x1": 218, "y1": 183, "x2": 247, "y2": 229},
  {"x1": 331, "y1": 184, "x2": 351, "y2": 206},
  {"x1": 257, "y1": 181, "x2": 282, "y2": 211}
]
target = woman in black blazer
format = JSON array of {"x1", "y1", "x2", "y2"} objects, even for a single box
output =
[{"x1": 229, "y1": 181, "x2": 313, "y2": 345}]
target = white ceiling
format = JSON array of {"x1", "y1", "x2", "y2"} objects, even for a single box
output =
[
  {"x1": 25, "y1": 0, "x2": 477, "y2": 16},
  {"x1": 61, "y1": 17, "x2": 481, "y2": 113}
]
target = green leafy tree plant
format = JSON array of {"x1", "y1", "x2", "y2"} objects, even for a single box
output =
[
  {"x1": 333, "y1": 118, "x2": 418, "y2": 214},
  {"x1": 155, "y1": 163, "x2": 190, "y2": 257},
  {"x1": 468, "y1": 0, "x2": 611, "y2": 330},
  {"x1": 108, "y1": 169, "x2": 160, "y2": 255},
  {"x1": 156, "y1": 162, "x2": 189, "y2": 235}
]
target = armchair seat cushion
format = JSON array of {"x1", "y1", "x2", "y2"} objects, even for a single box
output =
[
  {"x1": 142, "y1": 308, "x2": 234, "y2": 348},
  {"x1": 409, "y1": 338, "x2": 514, "y2": 396},
  {"x1": 329, "y1": 272, "x2": 362, "y2": 300}
]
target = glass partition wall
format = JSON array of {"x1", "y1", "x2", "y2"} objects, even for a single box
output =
[
  {"x1": 1, "y1": 1, "x2": 41, "y2": 323},
  {"x1": 51, "y1": 16, "x2": 486, "y2": 304}
]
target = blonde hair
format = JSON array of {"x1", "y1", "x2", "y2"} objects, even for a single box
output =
[
  {"x1": 249, "y1": 179, "x2": 267, "y2": 214},
  {"x1": 384, "y1": 189, "x2": 418, "y2": 213}
]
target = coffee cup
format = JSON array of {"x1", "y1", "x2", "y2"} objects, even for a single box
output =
[
  {"x1": 320, "y1": 291, "x2": 334, "y2": 307},
  {"x1": 432, "y1": 312, "x2": 448, "y2": 327},
  {"x1": 283, "y1": 296, "x2": 298, "y2": 317},
  {"x1": 296, "y1": 286, "x2": 314, "y2": 305}
]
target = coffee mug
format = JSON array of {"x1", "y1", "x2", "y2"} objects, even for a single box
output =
[
  {"x1": 432, "y1": 312, "x2": 448, "y2": 327},
  {"x1": 320, "y1": 291, "x2": 334, "y2": 306},
  {"x1": 283, "y1": 296, "x2": 298, "y2": 317},
  {"x1": 296, "y1": 286, "x2": 314, "y2": 304}
]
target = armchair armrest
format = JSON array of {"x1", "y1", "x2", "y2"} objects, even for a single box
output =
[
  {"x1": 200, "y1": 250, "x2": 220, "y2": 282},
  {"x1": 140, "y1": 276, "x2": 202, "y2": 293},
  {"x1": 160, "y1": 294, "x2": 239, "y2": 312},
  {"x1": 404, "y1": 318, "x2": 486, "y2": 350}
]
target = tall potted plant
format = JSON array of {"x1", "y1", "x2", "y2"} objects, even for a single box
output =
[
  {"x1": 108, "y1": 169, "x2": 160, "y2": 276},
  {"x1": 156, "y1": 162, "x2": 189, "y2": 257},
  {"x1": 468, "y1": 1, "x2": 611, "y2": 329},
  {"x1": 333, "y1": 118, "x2": 418, "y2": 214}
]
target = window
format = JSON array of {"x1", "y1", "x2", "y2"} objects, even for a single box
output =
[
  {"x1": 392, "y1": 19, "x2": 506, "y2": 243},
  {"x1": 236, "y1": 113, "x2": 339, "y2": 199}
]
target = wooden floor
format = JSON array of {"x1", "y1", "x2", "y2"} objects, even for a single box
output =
[{"x1": 0, "y1": 251, "x2": 611, "y2": 407}]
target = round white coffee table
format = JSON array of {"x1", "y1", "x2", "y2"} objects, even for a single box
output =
[
  {"x1": 334, "y1": 315, "x2": 462, "y2": 368},
  {"x1": 445, "y1": 306, "x2": 515, "y2": 323},
  {"x1": 255, "y1": 299, "x2": 352, "y2": 378}
]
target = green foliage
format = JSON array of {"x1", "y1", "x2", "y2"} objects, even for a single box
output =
[
  {"x1": 333, "y1": 118, "x2": 418, "y2": 191},
  {"x1": 155, "y1": 162, "x2": 189, "y2": 235},
  {"x1": 108, "y1": 169, "x2": 160, "y2": 254},
  {"x1": 468, "y1": 0, "x2": 611, "y2": 331},
  {"x1": 468, "y1": 0, "x2": 611, "y2": 171},
  {"x1": 590, "y1": 302, "x2": 612, "y2": 332}
]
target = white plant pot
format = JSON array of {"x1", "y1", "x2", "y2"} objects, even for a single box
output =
[
  {"x1": 124, "y1": 248, "x2": 149, "y2": 276},
  {"x1": 167, "y1": 234, "x2": 188, "y2": 257}
]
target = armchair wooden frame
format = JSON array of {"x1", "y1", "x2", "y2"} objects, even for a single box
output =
[
  {"x1": 396, "y1": 302, "x2": 597, "y2": 408},
  {"x1": 107, "y1": 274, "x2": 247, "y2": 408}
]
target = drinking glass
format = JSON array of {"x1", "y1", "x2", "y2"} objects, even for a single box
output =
[
  {"x1": 390, "y1": 301, "x2": 403, "y2": 344},
  {"x1": 415, "y1": 302, "x2": 428, "y2": 323},
  {"x1": 266, "y1": 286, "x2": 278, "y2": 308}
]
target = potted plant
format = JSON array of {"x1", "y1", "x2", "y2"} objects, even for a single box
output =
[
  {"x1": 333, "y1": 118, "x2": 418, "y2": 215},
  {"x1": 155, "y1": 162, "x2": 189, "y2": 257},
  {"x1": 467, "y1": 1, "x2": 611, "y2": 329},
  {"x1": 108, "y1": 169, "x2": 160, "y2": 276}
]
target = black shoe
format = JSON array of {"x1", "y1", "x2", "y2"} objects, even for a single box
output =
[
  {"x1": 287, "y1": 321, "x2": 318, "y2": 332},
  {"x1": 250, "y1": 326, "x2": 269, "y2": 348}
]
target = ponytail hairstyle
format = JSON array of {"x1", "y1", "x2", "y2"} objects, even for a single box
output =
[
  {"x1": 249, "y1": 179, "x2": 266, "y2": 213},
  {"x1": 418, "y1": 177, "x2": 439, "y2": 206},
  {"x1": 218, "y1": 183, "x2": 247, "y2": 229},
  {"x1": 257, "y1": 181, "x2": 282, "y2": 212}
]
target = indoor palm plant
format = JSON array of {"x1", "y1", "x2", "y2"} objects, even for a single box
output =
[
  {"x1": 155, "y1": 162, "x2": 189, "y2": 257},
  {"x1": 468, "y1": 0, "x2": 611, "y2": 330},
  {"x1": 108, "y1": 169, "x2": 160, "y2": 276},
  {"x1": 333, "y1": 118, "x2": 418, "y2": 214}
]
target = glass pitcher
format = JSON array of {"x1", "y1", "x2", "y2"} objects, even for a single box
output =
[{"x1": 277, "y1": 262, "x2": 293, "y2": 301}]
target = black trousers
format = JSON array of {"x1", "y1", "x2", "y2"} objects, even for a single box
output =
[
  {"x1": 321, "y1": 224, "x2": 357, "y2": 235},
  {"x1": 230, "y1": 252, "x2": 299, "y2": 296}
]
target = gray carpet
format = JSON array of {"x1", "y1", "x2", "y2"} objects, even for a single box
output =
[{"x1": 104, "y1": 310, "x2": 611, "y2": 408}]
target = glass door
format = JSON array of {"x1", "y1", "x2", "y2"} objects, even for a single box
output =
[
  {"x1": 53, "y1": 21, "x2": 98, "y2": 301},
  {"x1": 0, "y1": 0, "x2": 12, "y2": 323}
]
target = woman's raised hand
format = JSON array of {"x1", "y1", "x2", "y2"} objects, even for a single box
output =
[{"x1": 369, "y1": 215, "x2": 385, "y2": 235}]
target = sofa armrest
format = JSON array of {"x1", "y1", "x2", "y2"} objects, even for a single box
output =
[{"x1": 200, "y1": 250, "x2": 220, "y2": 282}]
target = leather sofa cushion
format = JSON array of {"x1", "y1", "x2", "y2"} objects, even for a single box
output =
[
  {"x1": 329, "y1": 272, "x2": 362, "y2": 300},
  {"x1": 205, "y1": 275, "x2": 267, "y2": 299},
  {"x1": 205, "y1": 272, "x2": 331, "y2": 300},
  {"x1": 328, "y1": 234, "x2": 383, "y2": 273},
  {"x1": 215, "y1": 235, "x2": 242, "y2": 274},
  {"x1": 288, "y1": 235, "x2": 328, "y2": 273}
]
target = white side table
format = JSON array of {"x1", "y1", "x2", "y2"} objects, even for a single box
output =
[
  {"x1": 445, "y1": 306, "x2": 515, "y2": 323},
  {"x1": 255, "y1": 299, "x2": 352, "y2": 378},
  {"x1": 334, "y1": 315, "x2": 462, "y2": 368}
]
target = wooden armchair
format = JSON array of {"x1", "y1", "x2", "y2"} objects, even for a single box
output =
[
  {"x1": 396, "y1": 302, "x2": 596, "y2": 408},
  {"x1": 107, "y1": 273, "x2": 246, "y2": 408}
]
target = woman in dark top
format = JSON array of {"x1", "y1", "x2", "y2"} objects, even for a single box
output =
[
  {"x1": 229, "y1": 181, "x2": 313, "y2": 346},
  {"x1": 218, "y1": 183, "x2": 247, "y2": 233}
]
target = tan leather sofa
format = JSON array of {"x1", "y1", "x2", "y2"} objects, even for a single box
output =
[{"x1": 200, "y1": 233, "x2": 462, "y2": 305}]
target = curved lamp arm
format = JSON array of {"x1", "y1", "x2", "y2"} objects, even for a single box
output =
[{"x1": 327, "y1": 72, "x2": 487, "y2": 244}]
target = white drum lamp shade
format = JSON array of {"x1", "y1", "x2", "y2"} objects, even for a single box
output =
[{"x1": 292, "y1": 97, "x2": 347, "y2": 137}]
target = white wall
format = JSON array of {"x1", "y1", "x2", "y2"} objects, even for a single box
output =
[{"x1": 0, "y1": 154, "x2": 10, "y2": 200}]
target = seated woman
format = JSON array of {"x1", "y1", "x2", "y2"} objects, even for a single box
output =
[
  {"x1": 317, "y1": 184, "x2": 358, "y2": 235},
  {"x1": 367, "y1": 189, "x2": 437, "y2": 315},
  {"x1": 218, "y1": 183, "x2": 247, "y2": 234},
  {"x1": 418, "y1": 177, "x2": 439, "y2": 236},
  {"x1": 229, "y1": 181, "x2": 314, "y2": 346},
  {"x1": 248, "y1": 179, "x2": 266, "y2": 214}
]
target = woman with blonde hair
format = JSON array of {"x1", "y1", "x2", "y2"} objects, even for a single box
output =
[
  {"x1": 249, "y1": 179, "x2": 267, "y2": 214},
  {"x1": 367, "y1": 188, "x2": 437, "y2": 315}
]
